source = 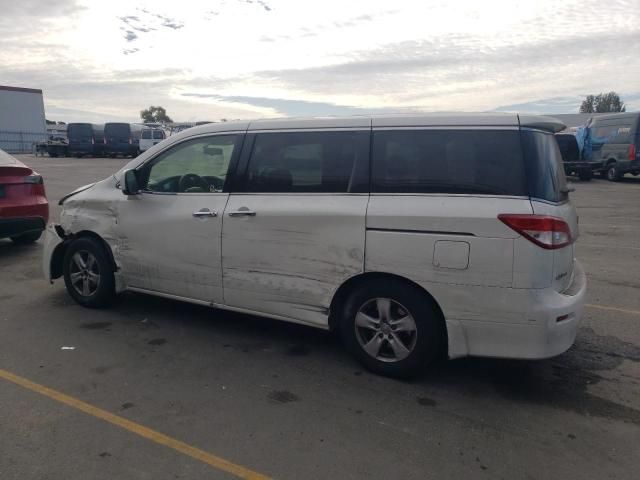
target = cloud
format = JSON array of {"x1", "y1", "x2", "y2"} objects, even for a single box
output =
[
  {"x1": 1, "y1": 0, "x2": 639, "y2": 122},
  {"x1": 180, "y1": 93, "x2": 406, "y2": 116}
]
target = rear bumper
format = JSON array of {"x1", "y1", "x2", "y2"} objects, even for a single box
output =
[
  {"x1": 564, "y1": 161, "x2": 604, "y2": 171},
  {"x1": 0, "y1": 216, "x2": 46, "y2": 239},
  {"x1": 106, "y1": 144, "x2": 137, "y2": 155},
  {"x1": 445, "y1": 261, "x2": 587, "y2": 360}
]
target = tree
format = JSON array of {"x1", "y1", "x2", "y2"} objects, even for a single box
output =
[
  {"x1": 140, "y1": 106, "x2": 173, "y2": 123},
  {"x1": 579, "y1": 92, "x2": 626, "y2": 113}
]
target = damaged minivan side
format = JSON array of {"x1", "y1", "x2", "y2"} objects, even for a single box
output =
[{"x1": 44, "y1": 114, "x2": 587, "y2": 378}]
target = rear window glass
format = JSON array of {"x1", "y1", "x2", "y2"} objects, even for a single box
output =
[
  {"x1": 105, "y1": 123, "x2": 130, "y2": 137},
  {"x1": 68, "y1": 124, "x2": 92, "y2": 138},
  {"x1": 153, "y1": 130, "x2": 165, "y2": 139},
  {"x1": 554, "y1": 134, "x2": 579, "y2": 162},
  {"x1": 522, "y1": 130, "x2": 568, "y2": 203},
  {"x1": 141, "y1": 130, "x2": 152, "y2": 139},
  {"x1": 371, "y1": 129, "x2": 527, "y2": 195}
]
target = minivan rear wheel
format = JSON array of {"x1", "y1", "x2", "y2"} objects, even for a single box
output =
[
  {"x1": 63, "y1": 237, "x2": 115, "y2": 308},
  {"x1": 340, "y1": 279, "x2": 443, "y2": 378}
]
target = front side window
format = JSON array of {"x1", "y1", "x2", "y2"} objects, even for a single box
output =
[
  {"x1": 142, "y1": 135, "x2": 237, "y2": 193},
  {"x1": 243, "y1": 131, "x2": 366, "y2": 193},
  {"x1": 153, "y1": 130, "x2": 166, "y2": 140},
  {"x1": 371, "y1": 129, "x2": 527, "y2": 195}
]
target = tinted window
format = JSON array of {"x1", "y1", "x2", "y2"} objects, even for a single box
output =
[
  {"x1": 153, "y1": 130, "x2": 165, "y2": 139},
  {"x1": 372, "y1": 129, "x2": 526, "y2": 195},
  {"x1": 555, "y1": 134, "x2": 579, "y2": 162},
  {"x1": 105, "y1": 123, "x2": 130, "y2": 138},
  {"x1": 244, "y1": 131, "x2": 365, "y2": 193},
  {"x1": 143, "y1": 135, "x2": 237, "y2": 193},
  {"x1": 141, "y1": 129, "x2": 152, "y2": 139},
  {"x1": 522, "y1": 130, "x2": 568, "y2": 203},
  {"x1": 68, "y1": 124, "x2": 92, "y2": 139}
]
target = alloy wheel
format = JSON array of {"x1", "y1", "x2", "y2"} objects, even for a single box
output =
[
  {"x1": 354, "y1": 297, "x2": 418, "y2": 363},
  {"x1": 69, "y1": 250, "x2": 101, "y2": 297}
]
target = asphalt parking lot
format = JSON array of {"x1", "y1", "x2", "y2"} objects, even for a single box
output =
[{"x1": 1, "y1": 155, "x2": 639, "y2": 480}]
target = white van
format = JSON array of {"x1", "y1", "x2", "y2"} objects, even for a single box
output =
[
  {"x1": 43, "y1": 114, "x2": 586, "y2": 378},
  {"x1": 139, "y1": 128, "x2": 166, "y2": 153}
]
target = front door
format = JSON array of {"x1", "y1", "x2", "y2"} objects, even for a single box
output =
[
  {"x1": 117, "y1": 133, "x2": 243, "y2": 303},
  {"x1": 221, "y1": 130, "x2": 370, "y2": 327}
]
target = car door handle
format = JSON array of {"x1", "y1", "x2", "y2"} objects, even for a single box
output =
[
  {"x1": 228, "y1": 208, "x2": 257, "y2": 217},
  {"x1": 192, "y1": 209, "x2": 218, "y2": 217}
]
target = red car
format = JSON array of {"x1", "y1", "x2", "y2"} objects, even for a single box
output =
[{"x1": 0, "y1": 148, "x2": 49, "y2": 244}]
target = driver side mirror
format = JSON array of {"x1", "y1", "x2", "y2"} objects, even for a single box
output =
[{"x1": 122, "y1": 169, "x2": 140, "y2": 196}]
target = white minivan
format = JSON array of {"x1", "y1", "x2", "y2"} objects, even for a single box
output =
[{"x1": 43, "y1": 114, "x2": 587, "y2": 377}]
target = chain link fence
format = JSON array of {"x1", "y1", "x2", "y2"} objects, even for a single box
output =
[{"x1": 0, "y1": 130, "x2": 46, "y2": 154}]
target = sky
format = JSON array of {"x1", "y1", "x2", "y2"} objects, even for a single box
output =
[{"x1": 2, "y1": 0, "x2": 639, "y2": 122}]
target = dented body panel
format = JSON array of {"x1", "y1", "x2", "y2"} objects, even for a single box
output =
[{"x1": 222, "y1": 194, "x2": 368, "y2": 327}]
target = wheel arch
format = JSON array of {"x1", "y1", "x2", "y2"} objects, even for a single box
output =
[
  {"x1": 329, "y1": 271, "x2": 448, "y2": 355},
  {"x1": 50, "y1": 229, "x2": 117, "y2": 279}
]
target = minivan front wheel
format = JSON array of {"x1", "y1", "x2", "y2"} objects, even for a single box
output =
[
  {"x1": 63, "y1": 237, "x2": 115, "y2": 308},
  {"x1": 340, "y1": 279, "x2": 443, "y2": 378}
]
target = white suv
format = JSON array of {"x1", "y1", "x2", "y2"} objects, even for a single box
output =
[{"x1": 43, "y1": 114, "x2": 587, "y2": 378}]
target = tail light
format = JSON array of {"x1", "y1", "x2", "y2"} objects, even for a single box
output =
[
  {"x1": 91, "y1": 137, "x2": 95, "y2": 145},
  {"x1": 129, "y1": 138, "x2": 132, "y2": 145},
  {"x1": 498, "y1": 214, "x2": 572, "y2": 250},
  {"x1": 104, "y1": 138, "x2": 107, "y2": 144},
  {"x1": 629, "y1": 144, "x2": 636, "y2": 161},
  {"x1": 23, "y1": 175, "x2": 43, "y2": 185},
  {"x1": 23, "y1": 174, "x2": 46, "y2": 195}
]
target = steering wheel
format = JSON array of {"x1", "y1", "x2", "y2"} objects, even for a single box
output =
[{"x1": 178, "y1": 173, "x2": 210, "y2": 193}]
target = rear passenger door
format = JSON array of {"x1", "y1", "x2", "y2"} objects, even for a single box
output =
[{"x1": 221, "y1": 130, "x2": 370, "y2": 327}]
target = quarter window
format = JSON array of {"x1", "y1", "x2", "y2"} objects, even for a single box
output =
[
  {"x1": 142, "y1": 135, "x2": 237, "y2": 193},
  {"x1": 243, "y1": 131, "x2": 367, "y2": 193},
  {"x1": 371, "y1": 129, "x2": 527, "y2": 195}
]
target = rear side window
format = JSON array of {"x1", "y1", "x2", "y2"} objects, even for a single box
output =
[
  {"x1": 141, "y1": 130, "x2": 152, "y2": 139},
  {"x1": 371, "y1": 129, "x2": 527, "y2": 195},
  {"x1": 521, "y1": 130, "x2": 568, "y2": 203},
  {"x1": 153, "y1": 130, "x2": 165, "y2": 139},
  {"x1": 243, "y1": 131, "x2": 368, "y2": 193}
]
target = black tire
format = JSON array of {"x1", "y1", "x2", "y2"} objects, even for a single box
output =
[
  {"x1": 606, "y1": 163, "x2": 622, "y2": 182},
  {"x1": 339, "y1": 278, "x2": 444, "y2": 378},
  {"x1": 63, "y1": 237, "x2": 115, "y2": 308},
  {"x1": 11, "y1": 231, "x2": 42, "y2": 245},
  {"x1": 578, "y1": 169, "x2": 592, "y2": 181}
]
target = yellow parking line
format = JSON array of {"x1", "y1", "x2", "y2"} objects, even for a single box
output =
[
  {"x1": 0, "y1": 369, "x2": 271, "y2": 480},
  {"x1": 585, "y1": 304, "x2": 640, "y2": 316}
]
